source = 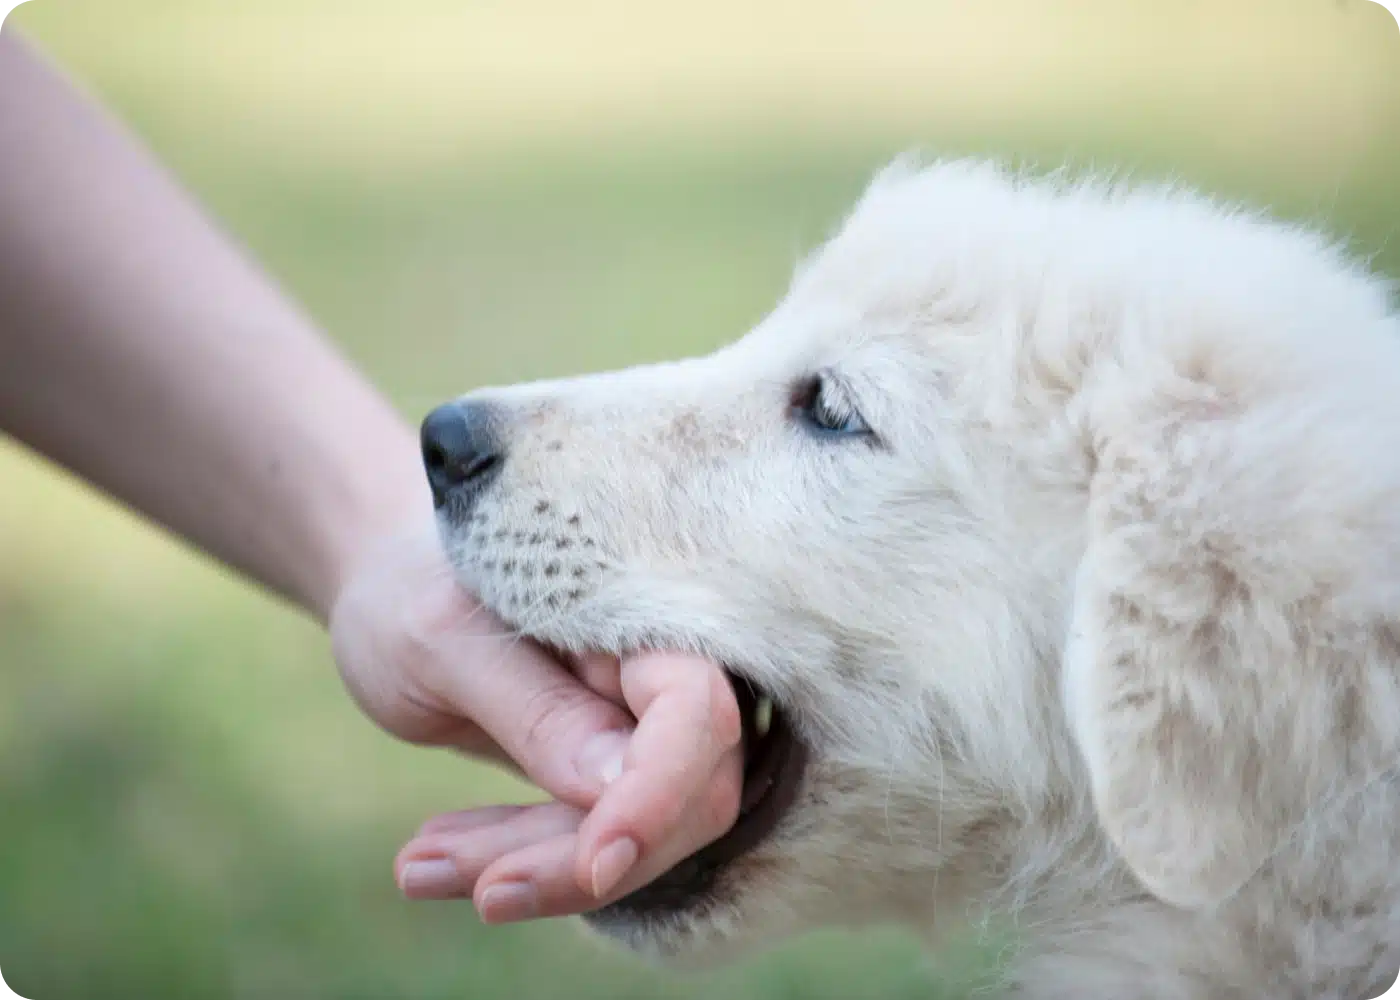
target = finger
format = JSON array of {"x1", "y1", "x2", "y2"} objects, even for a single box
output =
[
  {"x1": 426, "y1": 721, "x2": 523, "y2": 773},
  {"x1": 416, "y1": 813, "x2": 608, "y2": 922},
  {"x1": 414, "y1": 804, "x2": 530, "y2": 838},
  {"x1": 397, "y1": 578, "x2": 636, "y2": 808},
  {"x1": 574, "y1": 652, "x2": 743, "y2": 899},
  {"x1": 589, "y1": 744, "x2": 744, "y2": 899},
  {"x1": 444, "y1": 745, "x2": 528, "y2": 782},
  {"x1": 473, "y1": 832, "x2": 594, "y2": 923},
  {"x1": 395, "y1": 802, "x2": 585, "y2": 901},
  {"x1": 470, "y1": 759, "x2": 742, "y2": 922},
  {"x1": 408, "y1": 716, "x2": 530, "y2": 781},
  {"x1": 569, "y1": 651, "x2": 626, "y2": 706}
]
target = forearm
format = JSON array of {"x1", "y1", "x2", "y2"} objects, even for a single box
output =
[{"x1": 0, "y1": 32, "x2": 427, "y2": 620}]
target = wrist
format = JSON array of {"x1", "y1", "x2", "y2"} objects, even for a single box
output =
[{"x1": 309, "y1": 422, "x2": 434, "y2": 624}]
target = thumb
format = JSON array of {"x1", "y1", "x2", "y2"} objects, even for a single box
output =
[
  {"x1": 419, "y1": 604, "x2": 638, "y2": 808},
  {"x1": 332, "y1": 524, "x2": 638, "y2": 808}
]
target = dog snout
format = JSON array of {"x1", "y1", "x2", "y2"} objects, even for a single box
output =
[{"x1": 420, "y1": 400, "x2": 506, "y2": 511}]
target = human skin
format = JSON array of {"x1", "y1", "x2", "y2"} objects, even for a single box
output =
[{"x1": 0, "y1": 30, "x2": 741, "y2": 923}]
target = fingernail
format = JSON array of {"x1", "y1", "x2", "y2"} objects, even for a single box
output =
[
  {"x1": 478, "y1": 880, "x2": 538, "y2": 923},
  {"x1": 590, "y1": 836, "x2": 639, "y2": 899},
  {"x1": 577, "y1": 730, "x2": 629, "y2": 788},
  {"x1": 399, "y1": 859, "x2": 463, "y2": 899}
]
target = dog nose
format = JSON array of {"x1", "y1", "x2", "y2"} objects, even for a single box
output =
[{"x1": 420, "y1": 401, "x2": 505, "y2": 510}]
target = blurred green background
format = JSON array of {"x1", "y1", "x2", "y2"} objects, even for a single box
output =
[{"x1": 0, "y1": 2, "x2": 1396, "y2": 997}]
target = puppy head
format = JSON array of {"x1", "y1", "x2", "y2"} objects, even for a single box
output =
[
  {"x1": 425, "y1": 156, "x2": 1398, "y2": 958},
  {"x1": 422, "y1": 161, "x2": 1059, "y2": 959}
]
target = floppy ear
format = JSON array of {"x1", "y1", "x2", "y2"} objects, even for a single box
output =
[{"x1": 1062, "y1": 400, "x2": 1375, "y2": 910}]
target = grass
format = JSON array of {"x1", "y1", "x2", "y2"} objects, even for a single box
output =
[{"x1": 1, "y1": 2, "x2": 1397, "y2": 997}]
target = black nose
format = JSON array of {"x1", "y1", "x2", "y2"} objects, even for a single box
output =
[{"x1": 420, "y1": 401, "x2": 505, "y2": 510}]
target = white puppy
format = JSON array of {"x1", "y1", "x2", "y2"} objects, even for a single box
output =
[{"x1": 423, "y1": 159, "x2": 1400, "y2": 999}]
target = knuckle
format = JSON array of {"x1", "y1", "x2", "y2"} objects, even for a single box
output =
[{"x1": 517, "y1": 681, "x2": 597, "y2": 758}]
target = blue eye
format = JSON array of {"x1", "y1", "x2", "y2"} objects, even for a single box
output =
[{"x1": 792, "y1": 372, "x2": 872, "y2": 438}]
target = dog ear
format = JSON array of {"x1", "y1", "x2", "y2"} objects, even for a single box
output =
[{"x1": 1062, "y1": 398, "x2": 1378, "y2": 910}]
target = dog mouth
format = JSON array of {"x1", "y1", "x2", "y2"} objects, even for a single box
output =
[{"x1": 586, "y1": 669, "x2": 808, "y2": 924}]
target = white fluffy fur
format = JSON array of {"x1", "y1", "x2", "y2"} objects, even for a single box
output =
[{"x1": 438, "y1": 159, "x2": 1400, "y2": 999}]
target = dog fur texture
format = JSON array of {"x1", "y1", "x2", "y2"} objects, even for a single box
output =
[{"x1": 436, "y1": 159, "x2": 1400, "y2": 999}]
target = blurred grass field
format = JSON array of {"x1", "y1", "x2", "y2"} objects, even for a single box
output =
[{"x1": 1, "y1": 2, "x2": 1397, "y2": 998}]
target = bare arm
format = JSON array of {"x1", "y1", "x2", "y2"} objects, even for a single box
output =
[
  {"x1": 0, "y1": 31, "x2": 420, "y2": 619},
  {"x1": 0, "y1": 30, "x2": 743, "y2": 922}
]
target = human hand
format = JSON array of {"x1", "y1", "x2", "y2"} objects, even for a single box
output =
[{"x1": 329, "y1": 521, "x2": 743, "y2": 923}]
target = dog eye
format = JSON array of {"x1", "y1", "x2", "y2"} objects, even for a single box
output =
[{"x1": 791, "y1": 372, "x2": 871, "y2": 438}]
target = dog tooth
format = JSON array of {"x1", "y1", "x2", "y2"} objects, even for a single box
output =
[{"x1": 755, "y1": 696, "x2": 773, "y2": 737}]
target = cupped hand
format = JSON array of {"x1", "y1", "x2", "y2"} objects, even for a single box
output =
[{"x1": 329, "y1": 522, "x2": 743, "y2": 922}]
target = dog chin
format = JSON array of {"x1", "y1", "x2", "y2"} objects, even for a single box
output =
[
  {"x1": 578, "y1": 907, "x2": 730, "y2": 966},
  {"x1": 576, "y1": 893, "x2": 783, "y2": 971}
]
